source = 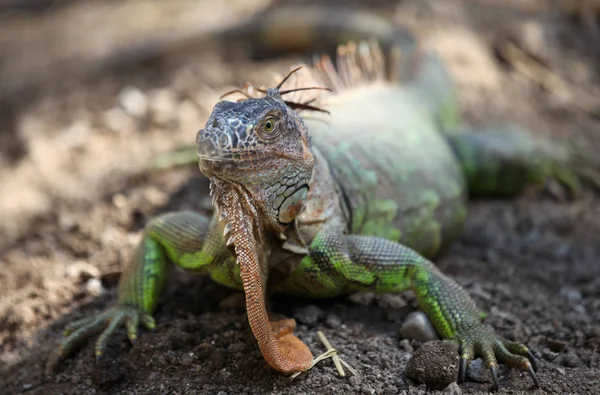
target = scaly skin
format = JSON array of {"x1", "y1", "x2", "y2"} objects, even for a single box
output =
[{"x1": 56, "y1": 6, "x2": 600, "y2": 390}]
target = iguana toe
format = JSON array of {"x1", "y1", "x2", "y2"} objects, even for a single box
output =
[
  {"x1": 456, "y1": 324, "x2": 539, "y2": 390},
  {"x1": 58, "y1": 305, "x2": 154, "y2": 364}
]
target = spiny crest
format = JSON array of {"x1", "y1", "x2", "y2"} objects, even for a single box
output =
[
  {"x1": 220, "y1": 67, "x2": 331, "y2": 114},
  {"x1": 219, "y1": 40, "x2": 394, "y2": 115},
  {"x1": 211, "y1": 179, "x2": 266, "y2": 250}
]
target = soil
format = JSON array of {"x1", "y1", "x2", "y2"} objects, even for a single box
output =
[{"x1": 1, "y1": 1, "x2": 599, "y2": 394}]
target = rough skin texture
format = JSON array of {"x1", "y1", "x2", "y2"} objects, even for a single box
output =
[{"x1": 54, "y1": 8, "x2": 593, "y2": 390}]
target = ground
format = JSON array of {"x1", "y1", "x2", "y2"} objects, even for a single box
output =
[{"x1": 1, "y1": 1, "x2": 599, "y2": 394}]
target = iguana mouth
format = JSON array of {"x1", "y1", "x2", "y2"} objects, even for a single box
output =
[{"x1": 210, "y1": 179, "x2": 313, "y2": 374}]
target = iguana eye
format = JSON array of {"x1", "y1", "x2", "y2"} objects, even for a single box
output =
[
  {"x1": 262, "y1": 116, "x2": 278, "y2": 133},
  {"x1": 256, "y1": 115, "x2": 281, "y2": 141}
]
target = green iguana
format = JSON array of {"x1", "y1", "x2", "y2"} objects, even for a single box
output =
[{"x1": 56, "y1": 5, "x2": 598, "y2": 391}]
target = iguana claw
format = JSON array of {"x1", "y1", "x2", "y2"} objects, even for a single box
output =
[
  {"x1": 456, "y1": 325, "x2": 540, "y2": 391},
  {"x1": 490, "y1": 364, "x2": 499, "y2": 390}
]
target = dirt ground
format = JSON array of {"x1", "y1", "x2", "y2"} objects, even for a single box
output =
[{"x1": 1, "y1": 1, "x2": 600, "y2": 394}]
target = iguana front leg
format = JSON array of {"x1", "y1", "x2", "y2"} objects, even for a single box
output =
[
  {"x1": 281, "y1": 231, "x2": 540, "y2": 390},
  {"x1": 58, "y1": 211, "x2": 212, "y2": 361}
]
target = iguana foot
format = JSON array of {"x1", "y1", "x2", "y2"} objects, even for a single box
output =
[
  {"x1": 58, "y1": 305, "x2": 155, "y2": 363},
  {"x1": 456, "y1": 323, "x2": 539, "y2": 390}
]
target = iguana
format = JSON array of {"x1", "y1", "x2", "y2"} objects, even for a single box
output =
[{"x1": 56, "y1": 5, "x2": 598, "y2": 391}]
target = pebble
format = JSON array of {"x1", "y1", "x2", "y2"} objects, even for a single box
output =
[
  {"x1": 465, "y1": 358, "x2": 488, "y2": 383},
  {"x1": 293, "y1": 305, "x2": 323, "y2": 325},
  {"x1": 348, "y1": 292, "x2": 376, "y2": 306},
  {"x1": 362, "y1": 385, "x2": 376, "y2": 395},
  {"x1": 398, "y1": 339, "x2": 413, "y2": 352},
  {"x1": 443, "y1": 382, "x2": 461, "y2": 395},
  {"x1": 547, "y1": 338, "x2": 568, "y2": 352},
  {"x1": 399, "y1": 312, "x2": 439, "y2": 342},
  {"x1": 118, "y1": 86, "x2": 149, "y2": 119},
  {"x1": 542, "y1": 349, "x2": 558, "y2": 361},
  {"x1": 349, "y1": 374, "x2": 362, "y2": 386},
  {"x1": 378, "y1": 294, "x2": 408, "y2": 309},
  {"x1": 563, "y1": 351, "x2": 581, "y2": 367},
  {"x1": 560, "y1": 287, "x2": 583, "y2": 303},
  {"x1": 85, "y1": 277, "x2": 103, "y2": 297},
  {"x1": 325, "y1": 313, "x2": 341, "y2": 328}
]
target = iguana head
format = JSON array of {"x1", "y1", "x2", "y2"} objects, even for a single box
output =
[{"x1": 196, "y1": 87, "x2": 315, "y2": 234}]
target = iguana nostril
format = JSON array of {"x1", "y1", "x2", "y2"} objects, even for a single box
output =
[{"x1": 212, "y1": 119, "x2": 219, "y2": 128}]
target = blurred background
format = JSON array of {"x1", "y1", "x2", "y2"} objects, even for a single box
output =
[{"x1": 1, "y1": 1, "x2": 599, "y2": 394}]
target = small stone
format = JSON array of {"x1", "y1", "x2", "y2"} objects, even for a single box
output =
[
  {"x1": 378, "y1": 294, "x2": 408, "y2": 309},
  {"x1": 542, "y1": 349, "x2": 558, "y2": 361},
  {"x1": 85, "y1": 278, "x2": 103, "y2": 297},
  {"x1": 217, "y1": 392, "x2": 228, "y2": 395},
  {"x1": 362, "y1": 385, "x2": 376, "y2": 395},
  {"x1": 349, "y1": 374, "x2": 362, "y2": 386},
  {"x1": 547, "y1": 338, "x2": 568, "y2": 352},
  {"x1": 293, "y1": 305, "x2": 323, "y2": 325},
  {"x1": 560, "y1": 287, "x2": 582, "y2": 303},
  {"x1": 325, "y1": 313, "x2": 341, "y2": 328},
  {"x1": 443, "y1": 381, "x2": 461, "y2": 395},
  {"x1": 118, "y1": 86, "x2": 149, "y2": 119},
  {"x1": 563, "y1": 351, "x2": 581, "y2": 368},
  {"x1": 398, "y1": 339, "x2": 413, "y2": 352},
  {"x1": 400, "y1": 312, "x2": 439, "y2": 342},
  {"x1": 465, "y1": 358, "x2": 488, "y2": 383},
  {"x1": 349, "y1": 292, "x2": 375, "y2": 305},
  {"x1": 22, "y1": 383, "x2": 32, "y2": 390},
  {"x1": 405, "y1": 340, "x2": 459, "y2": 390}
]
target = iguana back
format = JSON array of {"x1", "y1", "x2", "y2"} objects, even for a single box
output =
[{"x1": 287, "y1": 44, "x2": 467, "y2": 258}]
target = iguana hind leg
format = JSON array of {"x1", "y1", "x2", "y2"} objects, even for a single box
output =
[
  {"x1": 280, "y1": 230, "x2": 539, "y2": 389},
  {"x1": 58, "y1": 211, "x2": 212, "y2": 362}
]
